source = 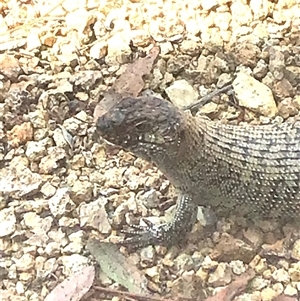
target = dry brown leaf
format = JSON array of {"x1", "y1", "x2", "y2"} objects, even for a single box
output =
[
  {"x1": 272, "y1": 295, "x2": 298, "y2": 301},
  {"x1": 44, "y1": 266, "x2": 95, "y2": 301},
  {"x1": 112, "y1": 45, "x2": 160, "y2": 97},
  {"x1": 94, "y1": 45, "x2": 160, "y2": 122},
  {"x1": 204, "y1": 269, "x2": 255, "y2": 301}
]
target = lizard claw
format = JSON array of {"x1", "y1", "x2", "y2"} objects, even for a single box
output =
[
  {"x1": 116, "y1": 195, "x2": 198, "y2": 249},
  {"x1": 117, "y1": 219, "x2": 176, "y2": 248}
]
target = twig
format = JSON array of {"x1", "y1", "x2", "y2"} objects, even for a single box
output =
[
  {"x1": 93, "y1": 285, "x2": 194, "y2": 301},
  {"x1": 184, "y1": 84, "x2": 233, "y2": 113}
]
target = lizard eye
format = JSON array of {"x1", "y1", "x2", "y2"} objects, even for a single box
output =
[{"x1": 135, "y1": 121, "x2": 149, "y2": 132}]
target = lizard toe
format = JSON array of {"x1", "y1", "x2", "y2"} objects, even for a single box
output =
[{"x1": 117, "y1": 219, "x2": 177, "y2": 248}]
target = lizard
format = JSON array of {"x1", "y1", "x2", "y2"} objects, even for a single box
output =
[{"x1": 96, "y1": 95, "x2": 300, "y2": 247}]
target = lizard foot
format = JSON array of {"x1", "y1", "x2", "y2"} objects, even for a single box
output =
[
  {"x1": 116, "y1": 195, "x2": 198, "y2": 249},
  {"x1": 117, "y1": 219, "x2": 184, "y2": 248}
]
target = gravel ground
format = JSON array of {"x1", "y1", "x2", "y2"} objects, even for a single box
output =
[{"x1": 1, "y1": 0, "x2": 300, "y2": 300}]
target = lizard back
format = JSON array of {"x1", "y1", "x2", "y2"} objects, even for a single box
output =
[{"x1": 172, "y1": 114, "x2": 300, "y2": 217}]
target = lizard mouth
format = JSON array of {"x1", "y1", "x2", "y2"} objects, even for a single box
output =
[
  {"x1": 121, "y1": 135, "x2": 165, "y2": 162},
  {"x1": 123, "y1": 131, "x2": 175, "y2": 148}
]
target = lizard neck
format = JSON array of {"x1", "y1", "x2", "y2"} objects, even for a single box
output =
[{"x1": 150, "y1": 113, "x2": 205, "y2": 189}]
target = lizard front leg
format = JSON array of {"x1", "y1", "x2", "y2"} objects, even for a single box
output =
[{"x1": 118, "y1": 194, "x2": 198, "y2": 248}]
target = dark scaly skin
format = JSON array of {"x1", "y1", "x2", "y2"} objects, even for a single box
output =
[{"x1": 96, "y1": 96, "x2": 300, "y2": 247}]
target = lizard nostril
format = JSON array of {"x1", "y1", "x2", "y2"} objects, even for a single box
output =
[{"x1": 96, "y1": 115, "x2": 111, "y2": 133}]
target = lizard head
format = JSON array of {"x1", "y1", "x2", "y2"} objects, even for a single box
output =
[{"x1": 96, "y1": 96, "x2": 183, "y2": 161}]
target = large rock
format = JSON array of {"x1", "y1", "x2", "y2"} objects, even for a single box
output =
[{"x1": 233, "y1": 72, "x2": 277, "y2": 117}]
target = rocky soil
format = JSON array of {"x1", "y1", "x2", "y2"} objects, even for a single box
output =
[{"x1": 1, "y1": 0, "x2": 300, "y2": 300}]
